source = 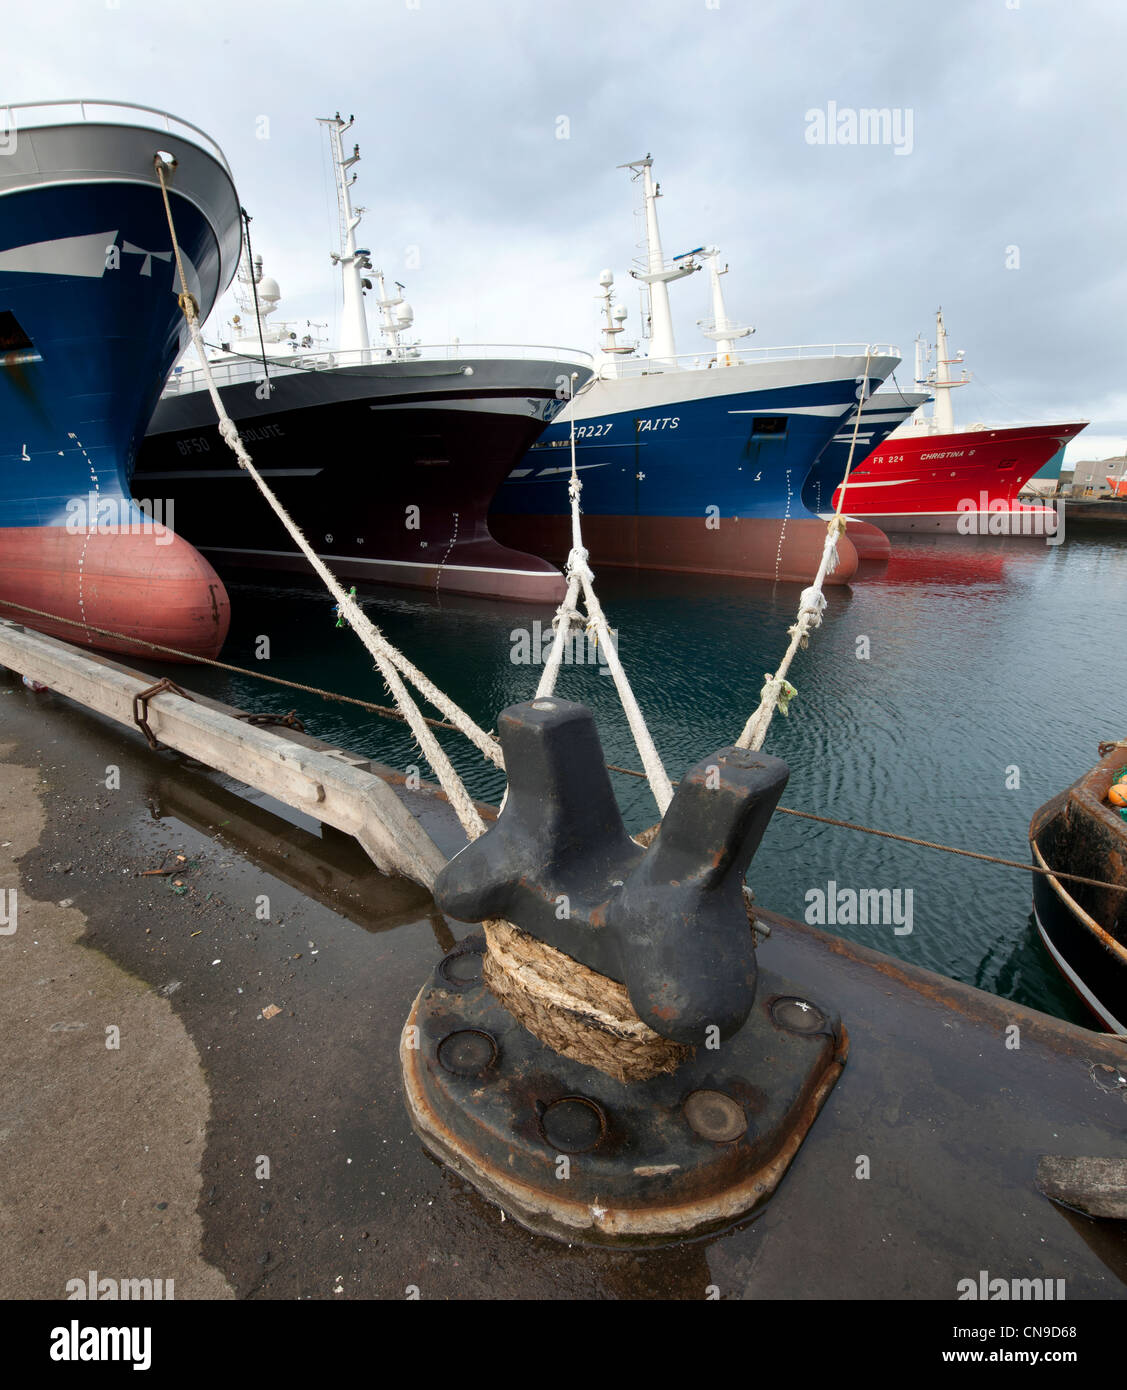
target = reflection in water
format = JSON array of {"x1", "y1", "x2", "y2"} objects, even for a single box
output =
[
  {"x1": 137, "y1": 529, "x2": 1127, "y2": 1024},
  {"x1": 149, "y1": 764, "x2": 436, "y2": 937}
]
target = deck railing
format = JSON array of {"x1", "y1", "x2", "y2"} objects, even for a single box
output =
[
  {"x1": 1, "y1": 99, "x2": 232, "y2": 177},
  {"x1": 162, "y1": 343, "x2": 594, "y2": 395},
  {"x1": 601, "y1": 342, "x2": 900, "y2": 377}
]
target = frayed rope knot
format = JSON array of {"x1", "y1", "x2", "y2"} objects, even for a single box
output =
[
  {"x1": 551, "y1": 605, "x2": 584, "y2": 635},
  {"x1": 798, "y1": 586, "x2": 827, "y2": 624},
  {"x1": 787, "y1": 587, "x2": 827, "y2": 648},
  {"x1": 759, "y1": 673, "x2": 798, "y2": 716},
  {"x1": 566, "y1": 549, "x2": 593, "y2": 585},
  {"x1": 825, "y1": 513, "x2": 847, "y2": 574}
]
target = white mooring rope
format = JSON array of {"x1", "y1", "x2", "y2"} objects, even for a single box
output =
[
  {"x1": 156, "y1": 159, "x2": 498, "y2": 840},
  {"x1": 736, "y1": 348, "x2": 874, "y2": 751},
  {"x1": 534, "y1": 381, "x2": 674, "y2": 815}
]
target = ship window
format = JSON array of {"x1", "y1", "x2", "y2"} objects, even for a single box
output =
[
  {"x1": 752, "y1": 416, "x2": 788, "y2": 435},
  {"x1": 0, "y1": 309, "x2": 40, "y2": 363}
]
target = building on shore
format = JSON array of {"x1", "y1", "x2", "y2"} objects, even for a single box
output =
[{"x1": 1024, "y1": 453, "x2": 1127, "y2": 498}]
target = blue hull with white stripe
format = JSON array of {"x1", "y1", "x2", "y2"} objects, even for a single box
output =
[
  {"x1": 490, "y1": 352, "x2": 899, "y2": 584},
  {"x1": 0, "y1": 104, "x2": 241, "y2": 658}
]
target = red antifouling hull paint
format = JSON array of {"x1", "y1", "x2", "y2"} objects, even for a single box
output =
[
  {"x1": 842, "y1": 520, "x2": 891, "y2": 562},
  {"x1": 490, "y1": 512, "x2": 860, "y2": 585},
  {"x1": 0, "y1": 527, "x2": 230, "y2": 660}
]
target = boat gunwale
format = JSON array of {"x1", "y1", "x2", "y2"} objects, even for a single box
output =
[
  {"x1": 1030, "y1": 836, "x2": 1127, "y2": 968},
  {"x1": 1029, "y1": 743, "x2": 1127, "y2": 972},
  {"x1": 0, "y1": 99, "x2": 233, "y2": 178}
]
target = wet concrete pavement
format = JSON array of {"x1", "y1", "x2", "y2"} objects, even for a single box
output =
[
  {"x1": 3, "y1": 665, "x2": 1126, "y2": 1301},
  {"x1": 0, "y1": 712, "x2": 229, "y2": 1301},
  {"x1": 0, "y1": 673, "x2": 718, "y2": 1297}
]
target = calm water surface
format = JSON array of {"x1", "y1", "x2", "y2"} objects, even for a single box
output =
[{"x1": 166, "y1": 528, "x2": 1127, "y2": 1027}]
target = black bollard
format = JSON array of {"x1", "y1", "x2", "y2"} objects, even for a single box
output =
[
  {"x1": 435, "y1": 698, "x2": 789, "y2": 1044},
  {"x1": 401, "y1": 697, "x2": 847, "y2": 1245}
]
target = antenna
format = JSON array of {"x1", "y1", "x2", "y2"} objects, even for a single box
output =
[
  {"x1": 696, "y1": 246, "x2": 753, "y2": 366},
  {"x1": 620, "y1": 155, "x2": 699, "y2": 364},
  {"x1": 372, "y1": 268, "x2": 419, "y2": 358},
  {"x1": 595, "y1": 270, "x2": 635, "y2": 356},
  {"x1": 316, "y1": 112, "x2": 370, "y2": 357},
  {"x1": 921, "y1": 307, "x2": 971, "y2": 433}
]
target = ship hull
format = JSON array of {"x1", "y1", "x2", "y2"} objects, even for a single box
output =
[
  {"x1": 138, "y1": 355, "x2": 592, "y2": 604},
  {"x1": 0, "y1": 111, "x2": 240, "y2": 660},
  {"x1": 0, "y1": 526, "x2": 229, "y2": 659},
  {"x1": 803, "y1": 390, "x2": 929, "y2": 560},
  {"x1": 1029, "y1": 747, "x2": 1127, "y2": 1036},
  {"x1": 832, "y1": 421, "x2": 1087, "y2": 531},
  {"x1": 490, "y1": 354, "x2": 899, "y2": 585}
]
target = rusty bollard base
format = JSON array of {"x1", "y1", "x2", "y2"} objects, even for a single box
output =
[{"x1": 401, "y1": 931, "x2": 847, "y2": 1247}]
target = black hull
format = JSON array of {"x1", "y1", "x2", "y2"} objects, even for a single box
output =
[
  {"x1": 1029, "y1": 750, "x2": 1127, "y2": 1034},
  {"x1": 137, "y1": 357, "x2": 588, "y2": 602}
]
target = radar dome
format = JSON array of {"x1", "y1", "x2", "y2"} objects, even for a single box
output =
[
  {"x1": 598, "y1": 269, "x2": 614, "y2": 287},
  {"x1": 257, "y1": 277, "x2": 282, "y2": 305}
]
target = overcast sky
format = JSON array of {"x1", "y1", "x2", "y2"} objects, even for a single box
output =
[{"x1": 8, "y1": 0, "x2": 1126, "y2": 460}]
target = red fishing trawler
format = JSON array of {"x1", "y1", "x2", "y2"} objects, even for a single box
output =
[{"x1": 832, "y1": 310, "x2": 1086, "y2": 532}]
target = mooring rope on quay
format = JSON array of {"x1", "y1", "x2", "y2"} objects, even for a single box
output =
[
  {"x1": 4, "y1": 597, "x2": 1124, "y2": 901},
  {"x1": 155, "y1": 155, "x2": 500, "y2": 846},
  {"x1": 2, "y1": 160, "x2": 1122, "y2": 1246}
]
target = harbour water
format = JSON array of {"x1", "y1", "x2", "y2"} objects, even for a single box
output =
[{"x1": 143, "y1": 525, "x2": 1127, "y2": 1030}]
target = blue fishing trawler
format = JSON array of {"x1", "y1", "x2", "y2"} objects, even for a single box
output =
[
  {"x1": 491, "y1": 157, "x2": 900, "y2": 585},
  {"x1": 0, "y1": 100, "x2": 240, "y2": 658}
]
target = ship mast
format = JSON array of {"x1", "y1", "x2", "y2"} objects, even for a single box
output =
[
  {"x1": 697, "y1": 247, "x2": 752, "y2": 366},
  {"x1": 620, "y1": 155, "x2": 698, "y2": 366},
  {"x1": 372, "y1": 269, "x2": 416, "y2": 357},
  {"x1": 929, "y1": 307, "x2": 970, "y2": 433},
  {"x1": 597, "y1": 270, "x2": 632, "y2": 350},
  {"x1": 317, "y1": 113, "x2": 372, "y2": 358},
  {"x1": 911, "y1": 334, "x2": 930, "y2": 425}
]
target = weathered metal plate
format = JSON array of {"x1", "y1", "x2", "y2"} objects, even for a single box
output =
[{"x1": 402, "y1": 931, "x2": 846, "y2": 1246}]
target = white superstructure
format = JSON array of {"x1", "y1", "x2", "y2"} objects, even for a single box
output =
[{"x1": 696, "y1": 247, "x2": 753, "y2": 366}]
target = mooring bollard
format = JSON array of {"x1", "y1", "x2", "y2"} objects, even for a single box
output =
[{"x1": 400, "y1": 697, "x2": 847, "y2": 1245}]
